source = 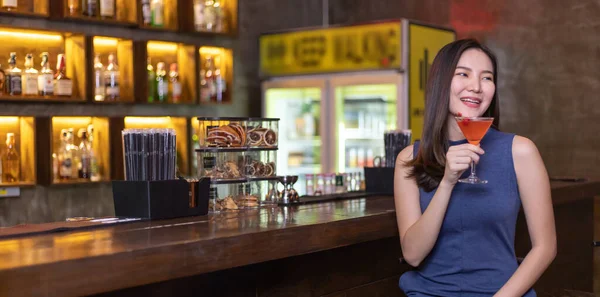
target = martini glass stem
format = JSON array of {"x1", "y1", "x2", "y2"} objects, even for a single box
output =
[{"x1": 470, "y1": 160, "x2": 477, "y2": 179}]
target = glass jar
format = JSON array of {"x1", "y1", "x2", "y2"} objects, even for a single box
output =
[
  {"x1": 335, "y1": 173, "x2": 345, "y2": 193},
  {"x1": 315, "y1": 173, "x2": 325, "y2": 196},
  {"x1": 197, "y1": 117, "x2": 248, "y2": 148},
  {"x1": 246, "y1": 118, "x2": 279, "y2": 148},
  {"x1": 324, "y1": 173, "x2": 334, "y2": 195},
  {"x1": 305, "y1": 174, "x2": 315, "y2": 196}
]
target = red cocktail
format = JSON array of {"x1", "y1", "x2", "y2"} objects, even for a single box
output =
[{"x1": 455, "y1": 117, "x2": 493, "y2": 184}]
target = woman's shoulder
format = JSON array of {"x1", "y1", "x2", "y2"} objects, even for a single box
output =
[
  {"x1": 511, "y1": 135, "x2": 540, "y2": 159},
  {"x1": 396, "y1": 144, "x2": 415, "y2": 165}
]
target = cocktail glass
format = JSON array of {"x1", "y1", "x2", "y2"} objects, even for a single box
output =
[{"x1": 455, "y1": 116, "x2": 494, "y2": 184}]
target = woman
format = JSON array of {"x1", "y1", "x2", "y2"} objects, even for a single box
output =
[{"x1": 394, "y1": 39, "x2": 556, "y2": 296}]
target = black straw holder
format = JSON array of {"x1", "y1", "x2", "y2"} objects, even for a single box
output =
[{"x1": 112, "y1": 179, "x2": 210, "y2": 220}]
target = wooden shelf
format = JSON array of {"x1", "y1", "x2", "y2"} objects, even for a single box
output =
[
  {"x1": 0, "y1": 181, "x2": 36, "y2": 187},
  {"x1": 59, "y1": 15, "x2": 137, "y2": 28},
  {"x1": 0, "y1": 95, "x2": 85, "y2": 103}
]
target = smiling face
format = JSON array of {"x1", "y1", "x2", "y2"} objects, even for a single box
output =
[{"x1": 448, "y1": 48, "x2": 496, "y2": 118}]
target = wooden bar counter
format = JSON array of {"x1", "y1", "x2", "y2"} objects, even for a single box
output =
[{"x1": 0, "y1": 179, "x2": 598, "y2": 297}]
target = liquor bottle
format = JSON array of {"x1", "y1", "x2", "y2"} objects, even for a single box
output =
[
  {"x1": 93, "y1": 55, "x2": 105, "y2": 101},
  {"x1": 0, "y1": 64, "x2": 5, "y2": 95},
  {"x1": 54, "y1": 54, "x2": 73, "y2": 97},
  {"x1": 77, "y1": 129, "x2": 91, "y2": 179},
  {"x1": 199, "y1": 68, "x2": 208, "y2": 103},
  {"x1": 141, "y1": 0, "x2": 151, "y2": 26},
  {"x1": 38, "y1": 52, "x2": 54, "y2": 96},
  {"x1": 2, "y1": 133, "x2": 20, "y2": 183},
  {"x1": 58, "y1": 129, "x2": 72, "y2": 180},
  {"x1": 213, "y1": 0, "x2": 224, "y2": 32},
  {"x1": 87, "y1": 124, "x2": 100, "y2": 182},
  {"x1": 200, "y1": 56, "x2": 215, "y2": 102},
  {"x1": 203, "y1": 0, "x2": 217, "y2": 31},
  {"x1": 99, "y1": 0, "x2": 115, "y2": 19},
  {"x1": 147, "y1": 58, "x2": 155, "y2": 102},
  {"x1": 169, "y1": 63, "x2": 181, "y2": 103},
  {"x1": 193, "y1": 0, "x2": 206, "y2": 31},
  {"x1": 6, "y1": 52, "x2": 22, "y2": 96},
  {"x1": 68, "y1": 0, "x2": 79, "y2": 16},
  {"x1": 214, "y1": 55, "x2": 226, "y2": 102},
  {"x1": 22, "y1": 54, "x2": 39, "y2": 96},
  {"x1": 67, "y1": 128, "x2": 80, "y2": 179},
  {"x1": 155, "y1": 62, "x2": 168, "y2": 103},
  {"x1": 104, "y1": 53, "x2": 119, "y2": 101},
  {"x1": 1, "y1": 0, "x2": 17, "y2": 11},
  {"x1": 151, "y1": 0, "x2": 164, "y2": 27},
  {"x1": 82, "y1": 0, "x2": 98, "y2": 17}
]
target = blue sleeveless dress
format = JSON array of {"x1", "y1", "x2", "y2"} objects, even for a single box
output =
[{"x1": 399, "y1": 128, "x2": 536, "y2": 297}]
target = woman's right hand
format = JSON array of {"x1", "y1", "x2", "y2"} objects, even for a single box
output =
[{"x1": 442, "y1": 144, "x2": 485, "y2": 186}]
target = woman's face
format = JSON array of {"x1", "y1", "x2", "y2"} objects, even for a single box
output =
[{"x1": 448, "y1": 48, "x2": 495, "y2": 118}]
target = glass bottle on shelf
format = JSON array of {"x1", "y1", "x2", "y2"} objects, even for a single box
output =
[
  {"x1": 155, "y1": 62, "x2": 168, "y2": 103},
  {"x1": 201, "y1": 55, "x2": 216, "y2": 102},
  {"x1": 58, "y1": 129, "x2": 72, "y2": 180},
  {"x1": 93, "y1": 55, "x2": 105, "y2": 101},
  {"x1": 104, "y1": 53, "x2": 119, "y2": 101},
  {"x1": 54, "y1": 54, "x2": 73, "y2": 97},
  {"x1": 99, "y1": 0, "x2": 115, "y2": 19},
  {"x1": 141, "y1": 0, "x2": 151, "y2": 26},
  {"x1": 213, "y1": 0, "x2": 224, "y2": 32},
  {"x1": 0, "y1": 64, "x2": 5, "y2": 95},
  {"x1": 193, "y1": 0, "x2": 206, "y2": 31},
  {"x1": 67, "y1": 128, "x2": 80, "y2": 179},
  {"x1": 22, "y1": 54, "x2": 39, "y2": 96},
  {"x1": 169, "y1": 63, "x2": 181, "y2": 103},
  {"x1": 82, "y1": 0, "x2": 98, "y2": 17},
  {"x1": 2, "y1": 133, "x2": 20, "y2": 183},
  {"x1": 68, "y1": 0, "x2": 79, "y2": 16},
  {"x1": 151, "y1": 0, "x2": 164, "y2": 27},
  {"x1": 38, "y1": 52, "x2": 54, "y2": 96},
  {"x1": 214, "y1": 55, "x2": 226, "y2": 103},
  {"x1": 315, "y1": 173, "x2": 325, "y2": 195},
  {"x1": 199, "y1": 68, "x2": 208, "y2": 103},
  {"x1": 1, "y1": 0, "x2": 17, "y2": 11},
  {"x1": 203, "y1": 0, "x2": 217, "y2": 31},
  {"x1": 6, "y1": 52, "x2": 22, "y2": 96},
  {"x1": 87, "y1": 124, "x2": 100, "y2": 182},
  {"x1": 77, "y1": 129, "x2": 91, "y2": 180},
  {"x1": 147, "y1": 58, "x2": 155, "y2": 102}
]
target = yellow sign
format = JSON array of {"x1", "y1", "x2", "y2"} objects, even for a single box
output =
[
  {"x1": 260, "y1": 22, "x2": 402, "y2": 76},
  {"x1": 409, "y1": 24, "x2": 455, "y2": 142}
]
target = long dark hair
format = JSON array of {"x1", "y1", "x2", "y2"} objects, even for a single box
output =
[{"x1": 407, "y1": 39, "x2": 500, "y2": 192}]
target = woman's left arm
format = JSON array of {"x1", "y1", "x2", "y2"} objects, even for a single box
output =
[{"x1": 495, "y1": 136, "x2": 557, "y2": 297}]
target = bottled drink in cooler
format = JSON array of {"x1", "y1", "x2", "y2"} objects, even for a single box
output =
[
  {"x1": 82, "y1": 0, "x2": 98, "y2": 17},
  {"x1": 305, "y1": 174, "x2": 314, "y2": 196},
  {"x1": 141, "y1": 0, "x2": 151, "y2": 25}
]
